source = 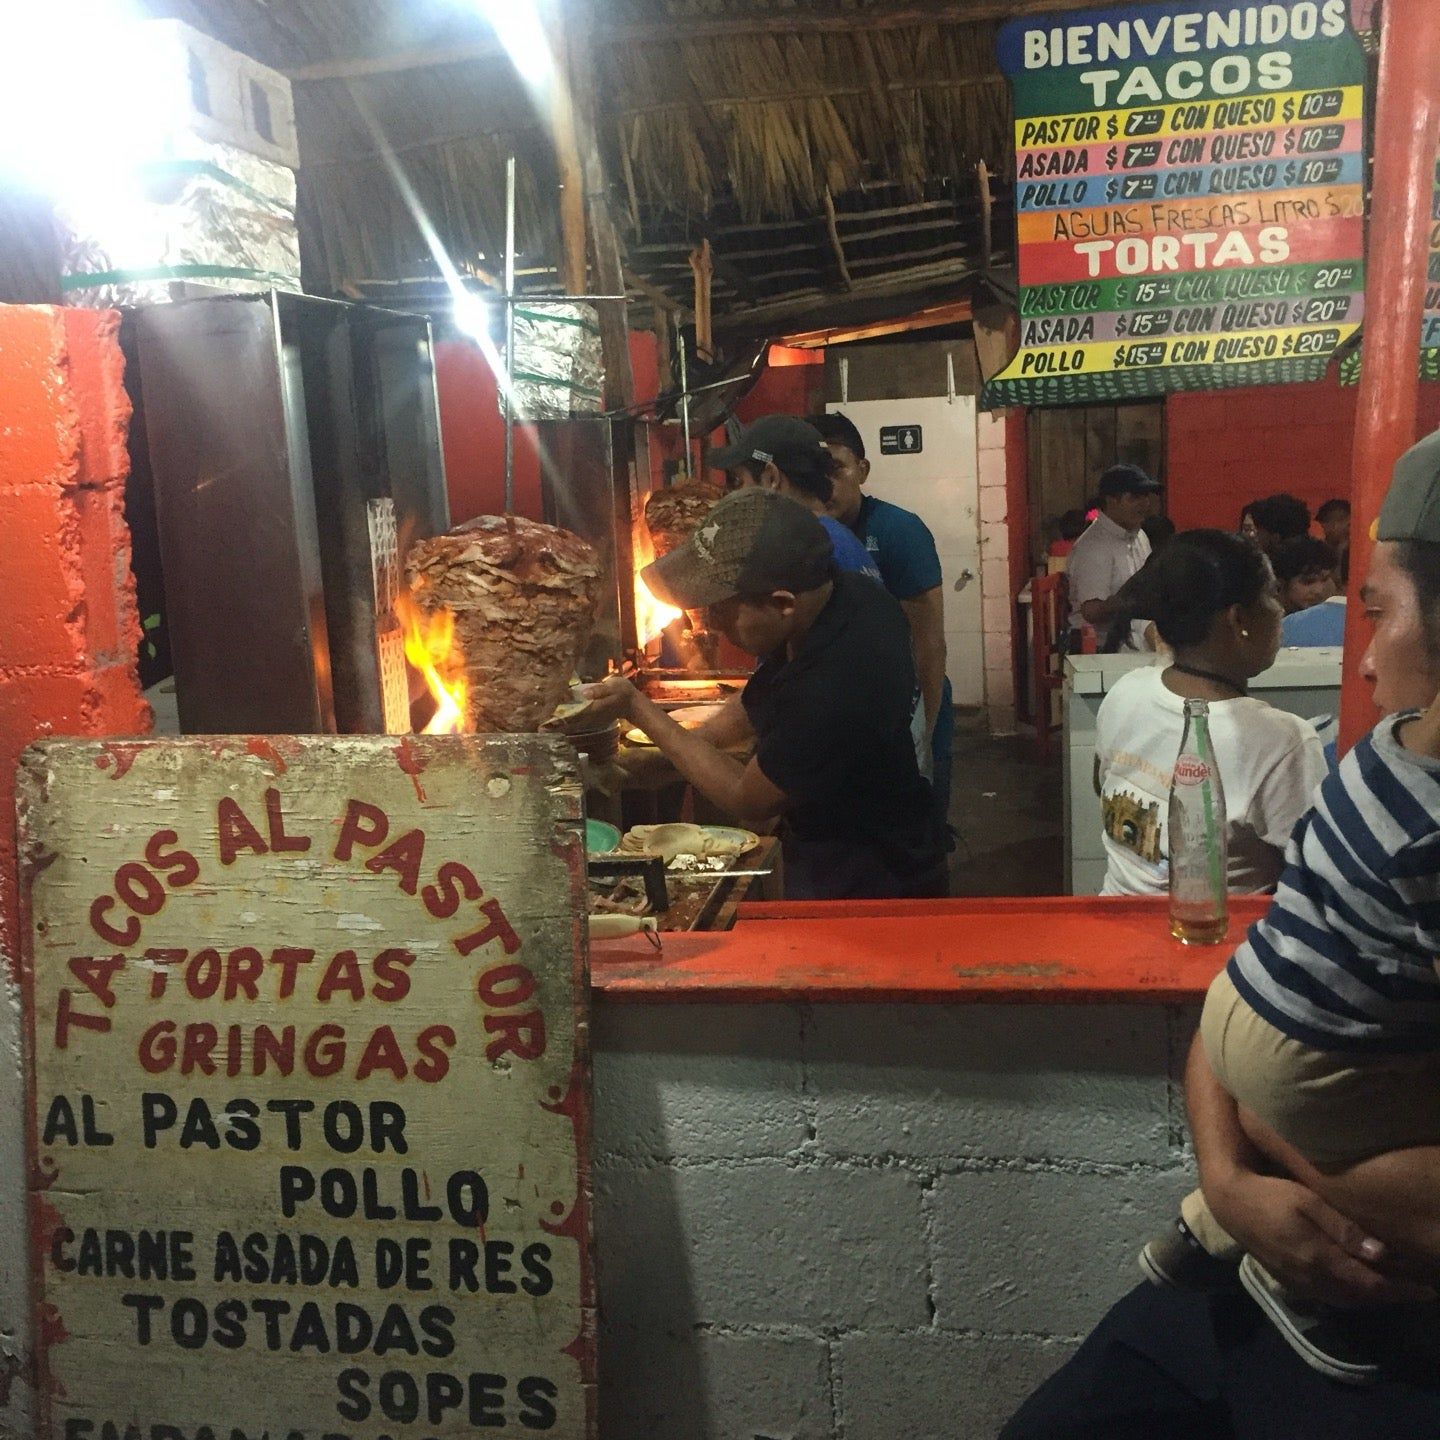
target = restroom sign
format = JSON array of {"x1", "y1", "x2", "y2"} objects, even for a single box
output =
[
  {"x1": 880, "y1": 424, "x2": 924, "y2": 455},
  {"x1": 18, "y1": 735, "x2": 595, "y2": 1440}
]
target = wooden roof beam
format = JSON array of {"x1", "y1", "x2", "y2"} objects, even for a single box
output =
[{"x1": 781, "y1": 298, "x2": 975, "y2": 348}]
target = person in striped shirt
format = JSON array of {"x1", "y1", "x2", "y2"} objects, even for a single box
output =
[{"x1": 1141, "y1": 430, "x2": 1440, "y2": 1386}]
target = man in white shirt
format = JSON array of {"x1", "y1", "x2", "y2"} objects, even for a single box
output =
[{"x1": 1066, "y1": 465, "x2": 1162, "y2": 649}]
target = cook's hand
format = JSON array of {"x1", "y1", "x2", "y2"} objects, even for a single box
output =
[
  {"x1": 1210, "y1": 1171, "x2": 1434, "y2": 1308},
  {"x1": 575, "y1": 675, "x2": 638, "y2": 725}
]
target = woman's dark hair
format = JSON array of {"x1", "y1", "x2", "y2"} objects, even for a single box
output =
[
  {"x1": 1316, "y1": 498, "x2": 1351, "y2": 525},
  {"x1": 1247, "y1": 493, "x2": 1312, "y2": 542},
  {"x1": 1392, "y1": 540, "x2": 1440, "y2": 662},
  {"x1": 1123, "y1": 529, "x2": 1271, "y2": 648},
  {"x1": 1272, "y1": 535, "x2": 1337, "y2": 585}
]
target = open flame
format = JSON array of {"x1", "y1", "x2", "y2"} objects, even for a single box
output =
[
  {"x1": 395, "y1": 591, "x2": 469, "y2": 734},
  {"x1": 635, "y1": 576, "x2": 683, "y2": 649},
  {"x1": 631, "y1": 524, "x2": 683, "y2": 648}
]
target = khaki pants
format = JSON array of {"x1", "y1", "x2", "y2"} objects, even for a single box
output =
[{"x1": 1182, "y1": 968, "x2": 1440, "y2": 1259}]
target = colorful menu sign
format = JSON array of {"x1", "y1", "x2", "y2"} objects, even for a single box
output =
[
  {"x1": 19, "y1": 735, "x2": 595, "y2": 1440},
  {"x1": 1339, "y1": 153, "x2": 1440, "y2": 384},
  {"x1": 984, "y1": 1, "x2": 1368, "y2": 408}
]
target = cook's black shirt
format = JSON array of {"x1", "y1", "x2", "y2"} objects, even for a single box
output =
[{"x1": 741, "y1": 571, "x2": 942, "y2": 877}]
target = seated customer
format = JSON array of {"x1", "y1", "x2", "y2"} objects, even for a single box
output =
[
  {"x1": 1137, "y1": 430, "x2": 1440, "y2": 1386},
  {"x1": 1245, "y1": 493, "x2": 1312, "y2": 557},
  {"x1": 1318, "y1": 496, "x2": 1352, "y2": 583},
  {"x1": 1067, "y1": 465, "x2": 1163, "y2": 649},
  {"x1": 1274, "y1": 536, "x2": 1339, "y2": 615},
  {"x1": 1095, "y1": 530, "x2": 1327, "y2": 897},
  {"x1": 581, "y1": 489, "x2": 946, "y2": 900},
  {"x1": 1275, "y1": 535, "x2": 1346, "y2": 647}
]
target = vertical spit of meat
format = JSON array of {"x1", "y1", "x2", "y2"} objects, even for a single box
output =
[
  {"x1": 643, "y1": 482, "x2": 724, "y2": 557},
  {"x1": 641, "y1": 482, "x2": 725, "y2": 667},
  {"x1": 405, "y1": 515, "x2": 602, "y2": 732}
]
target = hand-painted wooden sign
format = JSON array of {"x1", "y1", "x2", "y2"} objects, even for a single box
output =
[
  {"x1": 1339, "y1": 152, "x2": 1440, "y2": 384},
  {"x1": 984, "y1": 0, "x2": 1368, "y2": 407},
  {"x1": 18, "y1": 735, "x2": 594, "y2": 1440}
]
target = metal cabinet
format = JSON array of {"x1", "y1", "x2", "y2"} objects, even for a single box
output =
[{"x1": 125, "y1": 291, "x2": 449, "y2": 734}]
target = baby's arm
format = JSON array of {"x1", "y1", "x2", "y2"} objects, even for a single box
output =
[
  {"x1": 1187, "y1": 1037, "x2": 1426, "y2": 1304},
  {"x1": 1255, "y1": 1129, "x2": 1440, "y2": 1283}
]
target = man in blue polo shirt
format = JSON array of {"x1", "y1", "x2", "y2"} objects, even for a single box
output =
[
  {"x1": 814, "y1": 411, "x2": 954, "y2": 841},
  {"x1": 710, "y1": 415, "x2": 882, "y2": 583}
]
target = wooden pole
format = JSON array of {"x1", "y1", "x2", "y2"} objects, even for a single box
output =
[
  {"x1": 562, "y1": 0, "x2": 635, "y2": 412},
  {"x1": 545, "y1": 10, "x2": 589, "y2": 295},
  {"x1": 1339, "y1": 0, "x2": 1440, "y2": 753},
  {"x1": 977, "y1": 159, "x2": 993, "y2": 276},
  {"x1": 822, "y1": 186, "x2": 854, "y2": 291},
  {"x1": 689, "y1": 239, "x2": 714, "y2": 363}
]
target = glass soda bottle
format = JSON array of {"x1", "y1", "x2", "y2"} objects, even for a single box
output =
[{"x1": 1168, "y1": 698, "x2": 1229, "y2": 945}]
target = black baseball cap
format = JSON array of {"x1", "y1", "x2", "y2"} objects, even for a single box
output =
[
  {"x1": 642, "y1": 488, "x2": 834, "y2": 609},
  {"x1": 1098, "y1": 463, "x2": 1162, "y2": 498},
  {"x1": 1377, "y1": 428, "x2": 1440, "y2": 544},
  {"x1": 709, "y1": 414, "x2": 832, "y2": 479}
]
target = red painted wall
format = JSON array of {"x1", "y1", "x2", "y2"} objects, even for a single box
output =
[
  {"x1": 0, "y1": 304, "x2": 150, "y2": 969},
  {"x1": 436, "y1": 330, "x2": 663, "y2": 525},
  {"x1": 1166, "y1": 375, "x2": 1440, "y2": 532},
  {"x1": 434, "y1": 338, "x2": 544, "y2": 524}
]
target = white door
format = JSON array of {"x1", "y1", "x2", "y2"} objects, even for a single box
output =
[{"x1": 829, "y1": 396, "x2": 983, "y2": 706}]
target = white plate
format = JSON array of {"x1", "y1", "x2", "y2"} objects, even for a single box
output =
[
  {"x1": 625, "y1": 702, "x2": 728, "y2": 746},
  {"x1": 670, "y1": 701, "x2": 728, "y2": 727}
]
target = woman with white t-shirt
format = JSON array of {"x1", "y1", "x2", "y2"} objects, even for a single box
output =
[{"x1": 1094, "y1": 530, "x2": 1328, "y2": 897}]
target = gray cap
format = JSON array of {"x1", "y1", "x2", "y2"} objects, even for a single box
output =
[
  {"x1": 709, "y1": 414, "x2": 832, "y2": 479},
  {"x1": 1377, "y1": 429, "x2": 1440, "y2": 544}
]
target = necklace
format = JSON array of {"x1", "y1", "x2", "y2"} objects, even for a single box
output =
[{"x1": 1170, "y1": 662, "x2": 1247, "y2": 696}]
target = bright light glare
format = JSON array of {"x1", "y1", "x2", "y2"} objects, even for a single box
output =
[
  {"x1": 344, "y1": 87, "x2": 523, "y2": 416},
  {"x1": 0, "y1": 1, "x2": 188, "y2": 203},
  {"x1": 474, "y1": 0, "x2": 553, "y2": 87},
  {"x1": 451, "y1": 294, "x2": 490, "y2": 343}
]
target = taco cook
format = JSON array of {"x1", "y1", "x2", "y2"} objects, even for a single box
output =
[{"x1": 579, "y1": 488, "x2": 946, "y2": 901}]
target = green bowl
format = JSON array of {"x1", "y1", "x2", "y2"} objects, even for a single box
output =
[{"x1": 585, "y1": 819, "x2": 621, "y2": 855}]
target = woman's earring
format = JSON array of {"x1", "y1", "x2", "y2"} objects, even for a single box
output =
[{"x1": 1241, "y1": 629, "x2": 1250, "y2": 638}]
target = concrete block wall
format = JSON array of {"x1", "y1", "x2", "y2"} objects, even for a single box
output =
[
  {"x1": 0, "y1": 304, "x2": 151, "y2": 1432},
  {"x1": 592, "y1": 1000, "x2": 1200, "y2": 1440},
  {"x1": 1166, "y1": 379, "x2": 1440, "y2": 535},
  {"x1": 976, "y1": 408, "x2": 1017, "y2": 734}
]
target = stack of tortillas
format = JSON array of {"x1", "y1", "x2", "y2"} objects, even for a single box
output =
[{"x1": 621, "y1": 823, "x2": 750, "y2": 863}]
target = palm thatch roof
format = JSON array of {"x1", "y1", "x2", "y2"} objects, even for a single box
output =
[{"x1": 3, "y1": 0, "x2": 1167, "y2": 337}]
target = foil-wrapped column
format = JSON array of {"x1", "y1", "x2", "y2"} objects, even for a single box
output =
[{"x1": 508, "y1": 302, "x2": 605, "y2": 419}]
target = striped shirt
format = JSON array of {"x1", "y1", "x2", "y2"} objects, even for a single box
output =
[{"x1": 1228, "y1": 713, "x2": 1440, "y2": 1053}]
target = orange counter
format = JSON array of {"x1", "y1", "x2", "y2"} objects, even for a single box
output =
[{"x1": 589, "y1": 894, "x2": 1270, "y2": 1004}]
